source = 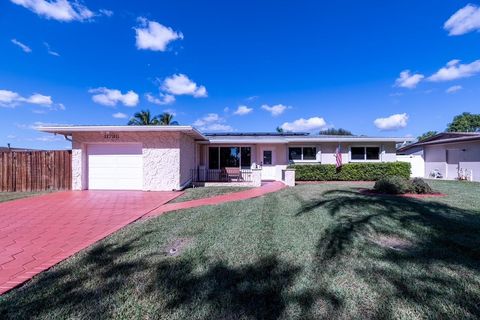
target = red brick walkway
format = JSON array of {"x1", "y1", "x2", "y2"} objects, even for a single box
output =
[
  {"x1": 144, "y1": 181, "x2": 286, "y2": 218},
  {"x1": 0, "y1": 191, "x2": 181, "y2": 295}
]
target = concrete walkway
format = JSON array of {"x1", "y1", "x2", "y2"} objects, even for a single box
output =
[{"x1": 144, "y1": 181, "x2": 286, "y2": 218}]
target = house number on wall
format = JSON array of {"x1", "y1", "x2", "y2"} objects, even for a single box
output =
[{"x1": 103, "y1": 132, "x2": 120, "y2": 140}]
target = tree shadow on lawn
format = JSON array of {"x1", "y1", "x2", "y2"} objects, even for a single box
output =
[
  {"x1": 297, "y1": 189, "x2": 480, "y2": 318},
  {"x1": 0, "y1": 235, "x2": 340, "y2": 319},
  {"x1": 0, "y1": 231, "x2": 155, "y2": 319}
]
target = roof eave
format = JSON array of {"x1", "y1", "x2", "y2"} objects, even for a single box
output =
[{"x1": 37, "y1": 126, "x2": 208, "y2": 141}]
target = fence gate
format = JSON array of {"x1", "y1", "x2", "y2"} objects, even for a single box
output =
[
  {"x1": 397, "y1": 155, "x2": 425, "y2": 178},
  {"x1": 0, "y1": 151, "x2": 72, "y2": 192}
]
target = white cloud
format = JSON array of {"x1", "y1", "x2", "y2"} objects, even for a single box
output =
[
  {"x1": 233, "y1": 105, "x2": 253, "y2": 115},
  {"x1": 0, "y1": 89, "x2": 59, "y2": 109},
  {"x1": 99, "y1": 9, "x2": 113, "y2": 17},
  {"x1": 261, "y1": 104, "x2": 290, "y2": 116},
  {"x1": 35, "y1": 134, "x2": 64, "y2": 142},
  {"x1": 146, "y1": 93, "x2": 175, "y2": 105},
  {"x1": 202, "y1": 123, "x2": 233, "y2": 131},
  {"x1": 394, "y1": 70, "x2": 424, "y2": 89},
  {"x1": 11, "y1": 39, "x2": 31, "y2": 53},
  {"x1": 444, "y1": 4, "x2": 480, "y2": 36},
  {"x1": 428, "y1": 59, "x2": 480, "y2": 82},
  {"x1": 0, "y1": 90, "x2": 22, "y2": 107},
  {"x1": 374, "y1": 113, "x2": 408, "y2": 131},
  {"x1": 193, "y1": 113, "x2": 233, "y2": 132},
  {"x1": 193, "y1": 113, "x2": 221, "y2": 126},
  {"x1": 446, "y1": 85, "x2": 463, "y2": 94},
  {"x1": 89, "y1": 87, "x2": 139, "y2": 107},
  {"x1": 10, "y1": 0, "x2": 94, "y2": 22},
  {"x1": 44, "y1": 42, "x2": 60, "y2": 56},
  {"x1": 17, "y1": 121, "x2": 69, "y2": 130},
  {"x1": 134, "y1": 17, "x2": 183, "y2": 52},
  {"x1": 162, "y1": 74, "x2": 207, "y2": 98},
  {"x1": 24, "y1": 93, "x2": 52, "y2": 105},
  {"x1": 112, "y1": 112, "x2": 128, "y2": 119},
  {"x1": 280, "y1": 117, "x2": 328, "y2": 132}
]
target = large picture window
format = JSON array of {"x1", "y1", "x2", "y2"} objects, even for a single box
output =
[
  {"x1": 209, "y1": 146, "x2": 252, "y2": 169},
  {"x1": 351, "y1": 147, "x2": 365, "y2": 160},
  {"x1": 241, "y1": 147, "x2": 251, "y2": 167},
  {"x1": 303, "y1": 147, "x2": 317, "y2": 160},
  {"x1": 220, "y1": 147, "x2": 240, "y2": 168},
  {"x1": 351, "y1": 146, "x2": 380, "y2": 161},
  {"x1": 289, "y1": 147, "x2": 302, "y2": 160},
  {"x1": 289, "y1": 147, "x2": 317, "y2": 161},
  {"x1": 208, "y1": 147, "x2": 219, "y2": 169}
]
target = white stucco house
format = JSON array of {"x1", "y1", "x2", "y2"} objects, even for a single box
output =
[
  {"x1": 39, "y1": 126, "x2": 413, "y2": 191},
  {"x1": 398, "y1": 132, "x2": 480, "y2": 182}
]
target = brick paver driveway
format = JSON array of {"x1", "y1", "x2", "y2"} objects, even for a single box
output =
[{"x1": 0, "y1": 191, "x2": 180, "y2": 294}]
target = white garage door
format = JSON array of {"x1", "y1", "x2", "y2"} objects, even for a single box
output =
[{"x1": 88, "y1": 144, "x2": 143, "y2": 190}]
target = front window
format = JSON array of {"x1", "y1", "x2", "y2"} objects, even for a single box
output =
[
  {"x1": 241, "y1": 147, "x2": 251, "y2": 167},
  {"x1": 366, "y1": 147, "x2": 380, "y2": 160},
  {"x1": 209, "y1": 147, "x2": 219, "y2": 169},
  {"x1": 289, "y1": 147, "x2": 302, "y2": 160},
  {"x1": 263, "y1": 150, "x2": 272, "y2": 165},
  {"x1": 289, "y1": 147, "x2": 317, "y2": 161},
  {"x1": 303, "y1": 147, "x2": 317, "y2": 160},
  {"x1": 351, "y1": 147, "x2": 365, "y2": 160},
  {"x1": 351, "y1": 147, "x2": 380, "y2": 161},
  {"x1": 220, "y1": 147, "x2": 240, "y2": 168},
  {"x1": 208, "y1": 146, "x2": 251, "y2": 169}
]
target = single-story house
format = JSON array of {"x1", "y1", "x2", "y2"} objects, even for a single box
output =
[
  {"x1": 39, "y1": 126, "x2": 413, "y2": 191},
  {"x1": 397, "y1": 132, "x2": 480, "y2": 181}
]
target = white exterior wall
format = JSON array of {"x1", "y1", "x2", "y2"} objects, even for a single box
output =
[
  {"x1": 424, "y1": 145, "x2": 446, "y2": 179},
  {"x1": 179, "y1": 134, "x2": 196, "y2": 188},
  {"x1": 200, "y1": 142, "x2": 399, "y2": 167},
  {"x1": 425, "y1": 141, "x2": 480, "y2": 181},
  {"x1": 72, "y1": 131, "x2": 185, "y2": 191},
  {"x1": 320, "y1": 142, "x2": 397, "y2": 164}
]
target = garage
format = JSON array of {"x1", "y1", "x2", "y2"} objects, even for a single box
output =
[{"x1": 87, "y1": 144, "x2": 143, "y2": 190}]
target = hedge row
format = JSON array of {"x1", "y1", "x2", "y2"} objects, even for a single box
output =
[{"x1": 289, "y1": 162, "x2": 411, "y2": 181}]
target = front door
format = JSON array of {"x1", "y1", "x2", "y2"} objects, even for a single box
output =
[
  {"x1": 261, "y1": 149, "x2": 276, "y2": 180},
  {"x1": 446, "y1": 149, "x2": 462, "y2": 180}
]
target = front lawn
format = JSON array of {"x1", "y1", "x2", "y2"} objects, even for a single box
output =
[
  {"x1": 1, "y1": 180, "x2": 480, "y2": 319},
  {"x1": 0, "y1": 191, "x2": 48, "y2": 203},
  {"x1": 171, "y1": 186, "x2": 251, "y2": 203}
]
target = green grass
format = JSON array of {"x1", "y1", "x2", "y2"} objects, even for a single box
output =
[
  {"x1": 0, "y1": 191, "x2": 48, "y2": 203},
  {"x1": 171, "y1": 186, "x2": 251, "y2": 203},
  {"x1": 1, "y1": 180, "x2": 480, "y2": 319}
]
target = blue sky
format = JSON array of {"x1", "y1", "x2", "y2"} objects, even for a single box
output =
[{"x1": 1, "y1": 0, "x2": 479, "y2": 149}]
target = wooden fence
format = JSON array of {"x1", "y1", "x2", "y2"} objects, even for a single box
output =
[{"x1": 0, "y1": 151, "x2": 72, "y2": 192}]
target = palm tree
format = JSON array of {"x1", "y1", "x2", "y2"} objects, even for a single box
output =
[
  {"x1": 159, "y1": 112, "x2": 179, "y2": 125},
  {"x1": 127, "y1": 110, "x2": 160, "y2": 125}
]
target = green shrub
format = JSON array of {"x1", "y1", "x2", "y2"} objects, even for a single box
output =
[
  {"x1": 289, "y1": 162, "x2": 411, "y2": 181},
  {"x1": 373, "y1": 176, "x2": 412, "y2": 194},
  {"x1": 411, "y1": 178, "x2": 433, "y2": 194}
]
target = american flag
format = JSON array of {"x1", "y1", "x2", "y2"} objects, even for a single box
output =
[{"x1": 335, "y1": 145, "x2": 342, "y2": 168}]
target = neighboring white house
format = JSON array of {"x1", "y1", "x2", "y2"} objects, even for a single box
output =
[
  {"x1": 39, "y1": 126, "x2": 413, "y2": 191},
  {"x1": 398, "y1": 132, "x2": 480, "y2": 182}
]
